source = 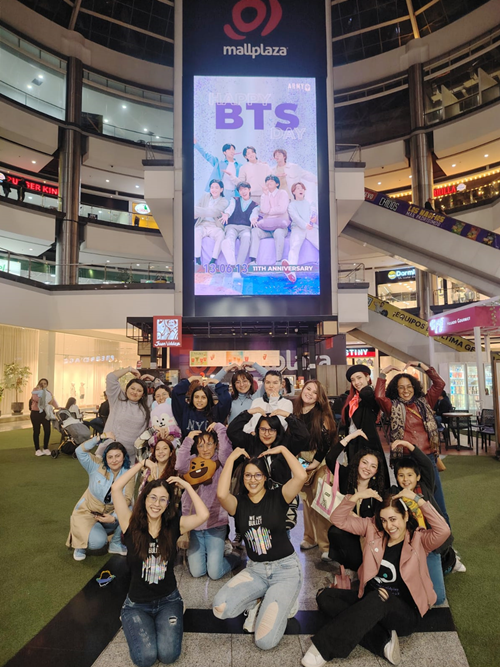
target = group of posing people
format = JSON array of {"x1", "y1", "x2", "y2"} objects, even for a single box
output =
[
  {"x1": 194, "y1": 142, "x2": 319, "y2": 281},
  {"x1": 65, "y1": 360, "x2": 463, "y2": 667}
]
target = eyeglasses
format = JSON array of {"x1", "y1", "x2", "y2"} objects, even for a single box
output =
[
  {"x1": 148, "y1": 495, "x2": 169, "y2": 506},
  {"x1": 259, "y1": 427, "x2": 277, "y2": 435},
  {"x1": 244, "y1": 473, "x2": 264, "y2": 481}
]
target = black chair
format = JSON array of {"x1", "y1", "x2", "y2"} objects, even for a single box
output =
[{"x1": 472, "y1": 409, "x2": 496, "y2": 455}]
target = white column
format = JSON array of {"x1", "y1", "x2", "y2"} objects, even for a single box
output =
[
  {"x1": 474, "y1": 326, "x2": 485, "y2": 412},
  {"x1": 173, "y1": 0, "x2": 183, "y2": 314}
]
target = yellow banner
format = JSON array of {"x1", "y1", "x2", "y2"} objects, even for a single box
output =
[{"x1": 367, "y1": 295, "x2": 475, "y2": 353}]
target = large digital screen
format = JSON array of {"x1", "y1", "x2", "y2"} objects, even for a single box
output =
[{"x1": 193, "y1": 76, "x2": 319, "y2": 296}]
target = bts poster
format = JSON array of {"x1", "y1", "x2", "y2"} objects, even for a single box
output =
[{"x1": 193, "y1": 75, "x2": 319, "y2": 296}]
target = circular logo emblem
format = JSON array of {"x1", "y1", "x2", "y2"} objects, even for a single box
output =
[
  {"x1": 224, "y1": 0, "x2": 282, "y2": 40},
  {"x1": 388, "y1": 271, "x2": 396, "y2": 280},
  {"x1": 457, "y1": 183, "x2": 466, "y2": 192},
  {"x1": 134, "y1": 203, "x2": 150, "y2": 215}
]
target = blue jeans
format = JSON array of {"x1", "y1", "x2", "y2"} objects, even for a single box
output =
[
  {"x1": 427, "y1": 550, "x2": 446, "y2": 605},
  {"x1": 188, "y1": 525, "x2": 239, "y2": 580},
  {"x1": 213, "y1": 552, "x2": 302, "y2": 650},
  {"x1": 427, "y1": 454, "x2": 450, "y2": 527},
  {"x1": 88, "y1": 519, "x2": 122, "y2": 550},
  {"x1": 121, "y1": 588, "x2": 183, "y2": 667}
]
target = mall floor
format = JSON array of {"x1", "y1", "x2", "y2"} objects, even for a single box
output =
[{"x1": 2, "y1": 417, "x2": 494, "y2": 667}]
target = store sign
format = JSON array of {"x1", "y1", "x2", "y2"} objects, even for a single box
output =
[
  {"x1": 346, "y1": 347, "x2": 376, "y2": 358},
  {"x1": 429, "y1": 302, "x2": 500, "y2": 337},
  {"x1": 184, "y1": 0, "x2": 327, "y2": 77},
  {"x1": 377, "y1": 267, "x2": 416, "y2": 283},
  {"x1": 368, "y1": 294, "x2": 475, "y2": 352},
  {"x1": 434, "y1": 185, "x2": 456, "y2": 197},
  {"x1": 4, "y1": 174, "x2": 58, "y2": 197},
  {"x1": 190, "y1": 349, "x2": 280, "y2": 367},
  {"x1": 153, "y1": 316, "x2": 182, "y2": 347},
  {"x1": 365, "y1": 189, "x2": 500, "y2": 249},
  {"x1": 457, "y1": 183, "x2": 466, "y2": 192}
]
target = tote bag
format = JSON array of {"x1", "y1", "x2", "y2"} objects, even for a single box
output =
[{"x1": 312, "y1": 461, "x2": 344, "y2": 520}]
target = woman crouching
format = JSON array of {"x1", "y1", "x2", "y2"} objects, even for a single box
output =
[
  {"x1": 111, "y1": 461, "x2": 209, "y2": 667},
  {"x1": 302, "y1": 490, "x2": 450, "y2": 667},
  {"x1": 213, "y1": 445, "x2": 307, "y2": 650}
]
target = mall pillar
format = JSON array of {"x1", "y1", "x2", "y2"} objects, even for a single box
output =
[
  {"x1": 56, "y1": 57, "x2": 83, "y2": 285},
  {"x1": 408, "y1": 63, "x2": 433, "y2": 321},
  {"x1": 474, "y1": 326, "x2": 486, "y2": 411}
]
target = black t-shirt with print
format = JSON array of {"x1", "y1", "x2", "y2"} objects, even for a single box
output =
[
  {"x1": 234, "y1": 488, "x2": 294, "y2": 563},
  {"x1": 367, "y1": 541, "x2": 416, "y2": 610},
  {"x1": 123, "y1": 515, "x2": 180, "y2": 603}
]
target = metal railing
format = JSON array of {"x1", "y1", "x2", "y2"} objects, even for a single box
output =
[
  {"x1": 335, "y1": 144, "x2": 362, "y2": 163},
  {"x1": 338, "y1": 262, "x2": 365, "y2": 283},
  {"x1": 145, "y1": 141, "x2": 175, "y2": 161},
  {"x1": 0, "y1": 249, "x2": 173, "y2": 286}
]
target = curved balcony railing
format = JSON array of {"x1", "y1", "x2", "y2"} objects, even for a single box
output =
[{"x1": 0, "y1": 249, "x2": 173, "y2": 287}]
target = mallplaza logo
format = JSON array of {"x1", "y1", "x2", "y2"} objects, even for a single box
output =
[{"x1": 223, "y1": 0, "x2": 287, "y2": 58}]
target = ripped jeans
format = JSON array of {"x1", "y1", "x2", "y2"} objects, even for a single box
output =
[
  {"x1": 121, "y1": 588, "x2": 183, "y2": 667},
  {"x1": 213, "y1": 552, "x2": 302, "y2": 650}
]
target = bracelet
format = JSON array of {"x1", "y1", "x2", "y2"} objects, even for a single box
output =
[{"x1": 414, "y1": 493, "x2": 424, "y2": 501}]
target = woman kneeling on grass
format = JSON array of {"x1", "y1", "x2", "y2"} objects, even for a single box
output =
[
  {"x1": 111, "y1": 461, "x2": 209, "y2": 667},
  {"x1": 213, "y1": 445, "x2": 307, "y2": 650},
  {"x1": 302, "y1": 491, "x2": 450, "y2": 667}
]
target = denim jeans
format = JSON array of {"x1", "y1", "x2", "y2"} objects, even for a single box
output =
[
  {"x1": 427, "y1": 453, "x2": 450, "y2": 526},
  {"x1": 121, "y1": 588, "x2": 183, "y2": 667},
  {"x1": 213, "y1": 552, "x2": 302, "y2": 650},
  {"x1": 88, "y1": 519, "x2": 123, "y2": 550},
  {"x1": 188, "y1": 525, "x2": 239, "y2": 580},
  {"x1": 427, "y1": 550, "x2": 446, "y2": 605}
]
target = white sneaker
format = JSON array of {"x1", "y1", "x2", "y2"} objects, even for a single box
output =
[
  {"x1": 108, "y1": 544, "x2": 127, "y2": 556},
  {"x1": 43, "y1": 449, "x2": 51, "y2": 456},
  {"x1": 73, "y1": 548, "x2": 86, "y2": 561},
  {"x1": 35, "y1": 449, "x2": 44, "y2": 456},
  {"x1": 452, "y1": 557, "x2": 466, "y2": 573},
  {"x1": 243, "y1": 599, "x2": 261, "y2": 634},
  {"x1": 300, "y1": 540, "x2": 318, "y2": 550},
  {"x1": 383, "y1": 630, "x2": 401, "y2": 665},
  {"x1": 301, "y1": 643, "x2": 326, "y2": 667}
]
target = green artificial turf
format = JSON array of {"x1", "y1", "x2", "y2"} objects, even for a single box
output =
[
  {"x1": 440, "y1": 454, "x2": 500, "y2": 667},
  {"x1": 0, "y1": 429, "x2": 110, "y2": 665},
  {"x1": 1, "y1": 430, "x2": 499, "y2": 667}
]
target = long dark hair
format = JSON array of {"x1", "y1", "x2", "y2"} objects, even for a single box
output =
[
  {"x1": 386, "y1": 373, "x2": 424, "y2": 402},
  {"x1": 238, "y1": 457, "x2": 270, "y2": 495},
  {"x1": 375, "y1": 493, "x2": 419, "y2": 538},
  {"x1": 231, "y1": 369, "x2": 255, "y2": 399},
  {"x1": 120, "y1": 378, "x2": 150, "y2": 427},
  {"x1": 150, "y1": 439, "x2": 177, "y2": 478},
  {"x1": 294, "y1": 380, "x2": 337, "y2": 450},
  {"x1": 65, "y1": 397, "x2": 77, "y2": 410},
  {"x1": 255, "y1": 414, "x2": 285, "y2": 447},
  {"x1": 128, "y1": 479, "x2": 179, "y2": 561},
  {"x1": 346, "y1": 448, "x2": 386, "y2": 496},
  {"x1": 188, "y1": 385, "x2": 214, "y2": 418}
]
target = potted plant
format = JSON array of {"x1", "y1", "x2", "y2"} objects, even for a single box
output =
[{"x1": 3, "y1": 363, "x2": 32, "y2": 415}]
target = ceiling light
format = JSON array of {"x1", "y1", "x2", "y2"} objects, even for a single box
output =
[
  {"x1": 98, "y1": 210, "x2": 102, "y2": 213},
  {"x1": 143, "y1": 128, "x2": 148, "y2": 132},
  {"x1": 484, "y1": 154, "x2": 489, "y2": 158},
  {"x1": 451, "y1": 164, "x2": 456, "y2": 167},
  {"x1": 122, "y1": 104, "x2": 127, "y2": 109},
  {"x1": 135, "y1": 185, "x2": 140, "y2": 188},
  {"x1": 32, "y1": 160, "x2": 36, "y2": 164},
  {"x1": 29, "y1": 248, "x2": 33, "y2": 251},
  {"x1": 106, "y1": 179, "x2": 110, "y2": 183},
  {"x1": 409, "y1": 175, "x2": 412, "y2": 179},
  {"x1": 27, "y1": 84, "x2": 32, "y2": 89},
  {"x1": 37, "y1": 74, "x2": 44, "y2": 79},
  {"x1": 136, "y1": 264, "x2": 140, "y2": 266},
  {"x1": 106, "y1": 260, "x2": 110, "y2": 263},
  {"x1": 156, "y1": 135, "x2": 160, "y2": 139},
  {"x1": 28, "y1": 196, "x2": 32, "y2": 199},
  {"x1": 104, "y1": 118, "x2": 109, "y2": 123},
  {"x1": 377, "y1": 182, "x2": 381, "y2": 185}
]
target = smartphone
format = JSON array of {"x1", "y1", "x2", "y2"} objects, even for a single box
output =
[{"x1": 297, "y1": 457, "x2": 309, "y2": 469}]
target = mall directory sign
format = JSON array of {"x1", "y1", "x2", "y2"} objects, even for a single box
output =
[{"x1": 183, "y1": 0, "x2": 331, "y2": 317}]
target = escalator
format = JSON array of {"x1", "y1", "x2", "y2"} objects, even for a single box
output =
[
  {"x1": 350, "y1": 295, "x2": 475, "y2": 365},
  {"x1": 343, "y1": 189, "x2": 500, "y2": 297}
]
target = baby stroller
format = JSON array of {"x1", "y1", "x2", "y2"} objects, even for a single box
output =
[{"x1": 51, "y1": 408, "x2": 91, "y2": 458}]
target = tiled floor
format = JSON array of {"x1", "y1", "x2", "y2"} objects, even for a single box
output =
[{"x1": 92, "y1": 508, "x2": 469, "y2": 667}]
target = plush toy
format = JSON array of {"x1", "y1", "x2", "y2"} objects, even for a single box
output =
[
  {"x1": 183, "y1": 457, "x2": 219, "y2": 487},
  {"x1": 150, "y1": 402, "x2": 181, "y2": 438}
]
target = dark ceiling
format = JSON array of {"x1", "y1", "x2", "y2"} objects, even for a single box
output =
[{"x1": 17, "y1": 0, "x2": 490, "y2": 67}]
